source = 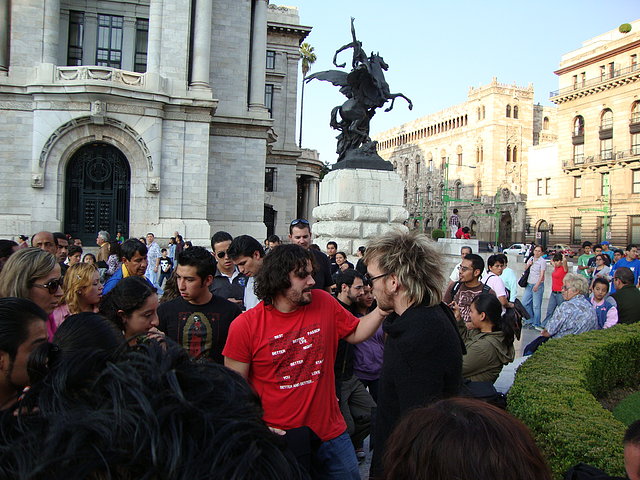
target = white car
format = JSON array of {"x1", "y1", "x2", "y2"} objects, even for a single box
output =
[{"x1": 503, "y1": 243, "x2": 528, "y2": 256}]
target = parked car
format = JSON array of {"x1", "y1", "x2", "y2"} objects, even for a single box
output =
[
  {"x1": 503, "y1": 243, "x2": 528, "y2": 256},
  {"x1": 548, "y1": 244, "x2": 577, "y2": 258}
]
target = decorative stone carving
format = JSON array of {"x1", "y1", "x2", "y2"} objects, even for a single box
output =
[
  {"x1": 91, "y1": 100, "x2": 105, "y2": 116},
  {"x1": 56, "y1": 66, "x2": 145, "y2": 87}
]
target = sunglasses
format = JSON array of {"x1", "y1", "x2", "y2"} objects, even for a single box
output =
[
  {"x1": 32, "y1": 277, "x2": 63, "y2": 294},
  {"x1": 216, "y1": 251, "x2": 229, "y2": 259},
  {"x1": 364, "y1": 272, "x2": 389, "y2": 284},
  {"x1": 290, "y1": 219, "x2": 310, "y2": 228}
]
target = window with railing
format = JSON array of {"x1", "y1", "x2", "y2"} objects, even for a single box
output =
[
  {"x1": 631, "y1": 101, "x2": 640, "y2": 124},
  {"x1": 601, "y1": 109, "x2": 613, "y2": 130},
  {"x1": 601, "y1": 138, "x2": 613, "y2": 160},
  {"x1": 632, "y1": 133, "x2": 640, "y2": 155},
  {"x1": 134, "y1": 19, "x2": 148, "y2": 73},
  {"x1": 96, "y1": 14, "x2": 124, "y2": 68},
  {"x1": 573, "y1": 143, "x2": 584, "y2": 164},
  {"x1": 67, "y1": 11, "x2": 84, "y2": 66}
]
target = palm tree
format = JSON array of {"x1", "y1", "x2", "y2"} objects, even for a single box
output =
[{"x1": 299, "y1": 42, "x2": 316, "y2": 148}]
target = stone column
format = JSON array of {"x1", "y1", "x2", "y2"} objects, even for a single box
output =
[
  {"x1": 43, "y1": 0, "x2": 60, "y2": 64},
  {"x1": 147, "y1": 0, "x2": 163, "y2": 72},
  {"x1": 309, "y1": 179, "x2": 319, "y2": 216},
  {"x1": 248, "y1": 0, "x2": 267, "y2": 112},
  {"x1": 82, "y1": 12, "x2": 98, "y2": 66},
  {"x1": 189, "y1": 0, "x2": 212, "y2": 88},
  {"x1": 121, "y1": 17, "x2": 136, "y2": 71},
  {"x1": 301, "y1": 177, "x2": 311, "y2": 221},
  {"x1": 0, "y1": 0, "x2": 9, "y2": 72}
]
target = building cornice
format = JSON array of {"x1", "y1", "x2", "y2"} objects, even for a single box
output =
[{"x1": 554, "y1": 39, "x2": 640, "y2": 76}]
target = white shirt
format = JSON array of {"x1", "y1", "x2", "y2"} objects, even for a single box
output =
[
  {"x1": 243, "y1": 276, "x2": 260, "y2": 311},
  {"x1": 449, "y1": 262, "x2": 461, "y2": 283}
]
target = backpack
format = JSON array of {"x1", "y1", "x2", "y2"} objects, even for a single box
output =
[{"x1": 451, "y1": 281, "x2": 491, "y2": 298}]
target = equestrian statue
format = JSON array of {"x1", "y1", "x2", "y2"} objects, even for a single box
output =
[{"x1": 306, "y1": 18, "x2": 413, "y2": 170}]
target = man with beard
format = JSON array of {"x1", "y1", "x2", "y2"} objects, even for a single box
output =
[
  {"x1": 224, "y1": 244, "x2": 389, "y2": 479},
  {"x1": 334, "y1": 270, "x2": 375, "y2": 461},
  {"x1": 365, "y1": 230, "x2": 463, "y2": 478}
]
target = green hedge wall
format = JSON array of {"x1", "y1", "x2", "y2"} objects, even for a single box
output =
[{"x1": 507, "y1": 323, "x2": 640, "y2": 479}]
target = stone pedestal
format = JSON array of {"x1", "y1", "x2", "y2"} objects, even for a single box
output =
[{"x1": 312, "y1": 169, "x2": 408, "y2": 255}]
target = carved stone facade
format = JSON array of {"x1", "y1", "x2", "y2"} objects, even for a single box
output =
[
  {"x1": 0, "y1": 0, "x2": 320, "y2": 243},
  {"x1": 526, "y1": 20, "x2": 640, "y2": 247},
  {"x1": 374, "y1": 78, "x2": 545, "y2": 245}
]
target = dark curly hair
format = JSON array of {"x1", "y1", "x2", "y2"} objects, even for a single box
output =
[
  {"x1": 254, "y1": 244, "x2": 314, "y2": 306},
  {"x1": 99, "y1": 276, "x2": 156, "y2": 331}
]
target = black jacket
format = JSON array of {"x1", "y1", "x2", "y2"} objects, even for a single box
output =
[{"x1": 371, "y1": 301, "x2": 464, "y2": 477}]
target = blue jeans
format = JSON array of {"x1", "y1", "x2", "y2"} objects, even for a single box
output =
[
  {"x1": 543, "y1": 291, "x2": 564, "y2": 326},
  {"x1": 522, "y1": 283, "x2": 544, "y2": 327},
  {"x1": 315, "y1": 430, "x2": 360, "y2": 480}
]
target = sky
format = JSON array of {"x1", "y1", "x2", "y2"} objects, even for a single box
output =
[{"x1": 281, "y1": 0, "x2": 640, "y2": 165}]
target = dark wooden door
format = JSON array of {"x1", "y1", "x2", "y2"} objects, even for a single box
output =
[{"x1": 64, "y1": 143, "x2": 130, "y2": 244}]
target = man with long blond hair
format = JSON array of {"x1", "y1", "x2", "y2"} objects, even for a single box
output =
[{"x1": 364, "y1": 230, "x2": 464, "y2": 478}]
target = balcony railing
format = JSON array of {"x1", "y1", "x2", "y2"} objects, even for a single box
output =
[
  {"x1": 562, "y1": 148, "x2": 640, "y2": 169},
  {"x1": 550, "y1": 63, "x2": 640, "y2": 98},
  {"x1": 56, "y1": 66, "x2": 145, "y2": 87}
]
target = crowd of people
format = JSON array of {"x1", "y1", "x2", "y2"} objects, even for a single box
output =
[{"x1": 0, "y1": 225, "x2": 638, "y2": 479}]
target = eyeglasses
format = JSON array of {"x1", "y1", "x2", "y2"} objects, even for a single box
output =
[
  {"x1": 561, "y1": 285, "x2": 573, "y2": 291},
  {"x1": 216, "y1": 251, "x2": 229, "y2": 259},
  {"x1": 458, "y1": 266, "x2": 472, "y2": 272},
  {"x1": 364, "y1": 272, "x2": 389, "y2": 284},
  {"x1": 32, "y1": 277, "x2": 63, "y2": 294},
  {"x1": 290, "y1": 219, "x2": 310, "y2": 228}
]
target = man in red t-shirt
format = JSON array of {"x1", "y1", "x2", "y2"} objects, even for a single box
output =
[{"x1": 223, "y1": 244, "x2": 389, "y2": 479}]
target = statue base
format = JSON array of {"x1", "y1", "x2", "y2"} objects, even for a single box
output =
[
  {"x1": 332, "y1": 141, "x2": 393, "y2": 171},
  {"x1": 312, "y1": 168, "x2": 408, "y2": 256}
]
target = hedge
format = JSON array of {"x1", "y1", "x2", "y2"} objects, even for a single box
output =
[{"x1": 507, "y1": 322, "x2": 640, "y2": 479}]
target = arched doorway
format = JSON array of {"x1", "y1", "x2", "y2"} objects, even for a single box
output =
[
  {"x1": 64, "y1": 143, "x2": 130, "y2": 244},
  {"x1": 499, "y1": 212, "x2": 512, "y2": 247},
  {"x1": 537, "y1": 220, "x2": 550, "y2": 249}
]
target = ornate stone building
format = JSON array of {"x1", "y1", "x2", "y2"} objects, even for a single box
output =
[
  {"x1": 374, "y1": 78, "x2": 550, "y2": 245},
  {"x1": 525, "y1": 20, "x2": 640, "y2": 247},
  {"x1": 0, "y1": 0, "x2": 320, "y2": 244}
]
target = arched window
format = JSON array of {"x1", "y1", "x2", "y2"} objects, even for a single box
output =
[
  {"x1": 513, "y1": 106, "x2": 519, "y2": 119},
  {"x1": 476, "y1": 180, "x2": 482, "y2": 198},
  {"x1": 543, "y1": 116, "x2": 549, "y2": 130},
  {"x1": 631, "y1": 102, "x2": 640, "y2": 154},
  {"x1": 427, "y1": 152, "x2": 433, "y2": 172},
  {"x1": 477, "y1": 107, "x2": 481, "y2": 120},
  {"x1": 454, "y1": 181, "x2": 462, "y2": 199},
  {"x1": 513, "y1": 146, "x2": 518, "y2": 162},
  {"x1": 601, "y1": 109, "x2": 613, "y2": 129},
  {"x1": 632, "y1": 101, "x2": 640, "y2": 121},
  {"x1": 456, "y1": 145, "x2": 463, "y2": 166},
  {"x1": 506, "y1": 145, "x2": 511, "y2": 162},
  {"x1": 427, "y1": 186, "x2": 433, "y2": 202},
  {"x1": 573, "y1": 116, "x2": 585, "y2": 136},
  {"x1": 482, "y1": 106, "x2": 486, "y2": 119},
  {"x1": 506, "y1": 104, "x2": 511, "y2": 118}
]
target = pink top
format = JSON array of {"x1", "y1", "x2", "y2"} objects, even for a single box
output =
[{"x1": 47, "y1": 304, "x2": 71, "y2": 341}]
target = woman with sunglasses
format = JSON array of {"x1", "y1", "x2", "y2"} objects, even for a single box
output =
[
  {"x1": 0, "y1": 247, "x2": 63, "y2": 315},
  {"x1": 48, "y1": 263, "x2": 104, "y2": 339},
  {"x1": 590, "y1": 253, "x2": 611, "y2": 289}
]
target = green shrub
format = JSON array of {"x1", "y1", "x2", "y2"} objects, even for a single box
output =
[
  {"x1": 431, "y1": 229, "x2": 445, "y2": 240},
  {"x1": 508, "y1": 323, "x2": 640, "y2": 479}
]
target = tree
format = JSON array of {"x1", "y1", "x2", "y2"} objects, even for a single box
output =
[{"x1": 299, "y1": 42, "x2": 317, "y2": 148}]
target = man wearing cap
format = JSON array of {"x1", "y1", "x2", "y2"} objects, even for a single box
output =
[{"x1": 601, "y1": 241, "x2": 614, "y2": 262}]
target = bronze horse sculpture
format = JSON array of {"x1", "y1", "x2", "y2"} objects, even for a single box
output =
[{"x1": 306, "y1": 18, "x2": 412, "y2": 162}]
